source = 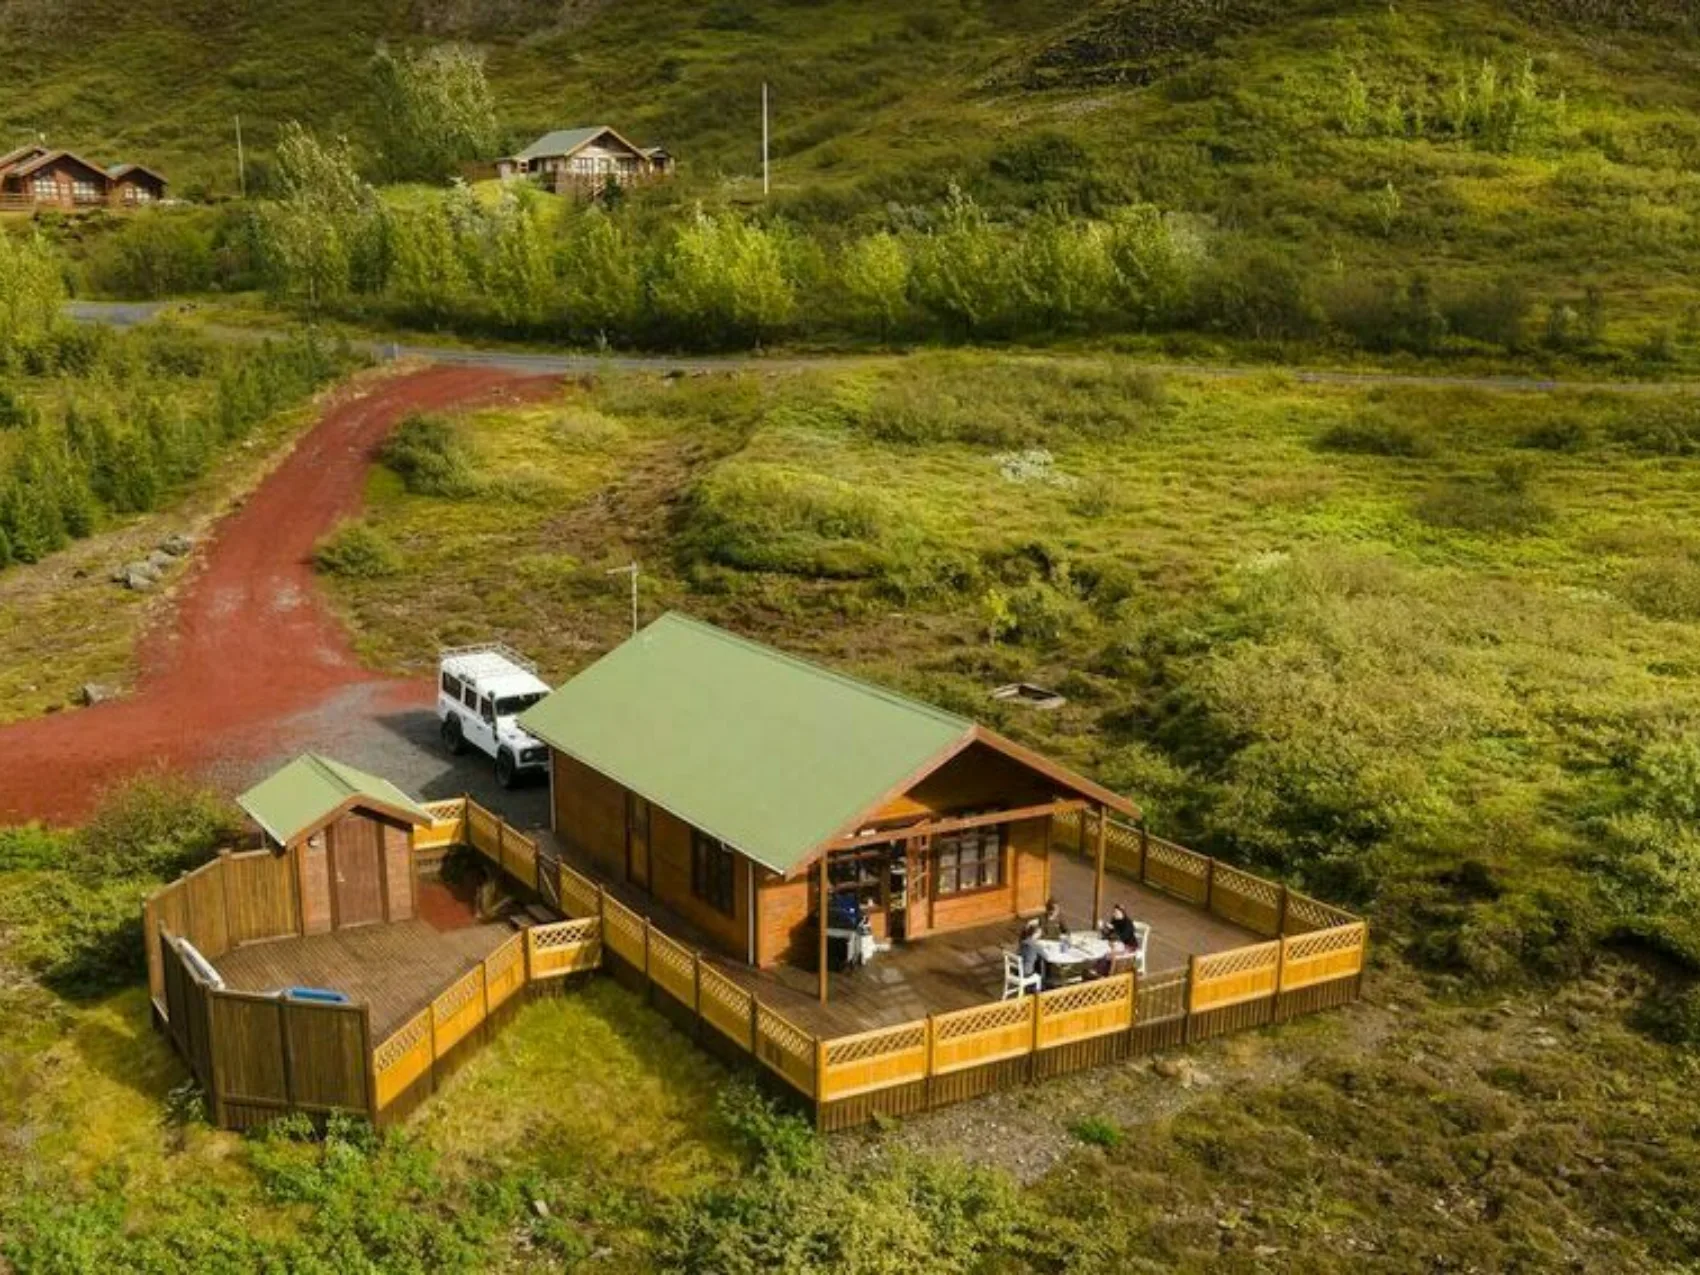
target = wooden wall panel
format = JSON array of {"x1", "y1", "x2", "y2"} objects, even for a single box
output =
[
  {"x1": 283, "y1": 1003, "x2": 369, "y2": 1112},
  {"x1": 1011, "y1": 816, "x2": 1050, "y2": 916},
  {"x1": 209, "y1": 993, "x2": 289, "y2": 1110},
  {"x1": 757, "y1": 869, "x2": 812, "y2": 968},
  {"x1": 552, "y1": 751, "x2": 628, "y2": 881},
  {"x1": 649, "y1": 807, "x2": 747, "y2": 958},
  {"x1": 383, "y1": 823, "x2": 414, "y2": 922},
  {"x1": 222, "y1": 851, "x2": 298, "y2": 946}
]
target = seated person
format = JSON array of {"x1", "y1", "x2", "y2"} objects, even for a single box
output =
[
  {"x1": 1017, "y1": 918, "x2": 1043, "y2": 982},
  {"x1": 1100, "y1": 903, "x2": 1140, "y2": 950},
  {"x1": 1038, "y1": 898, "x2": 1069, "y2": 941}
]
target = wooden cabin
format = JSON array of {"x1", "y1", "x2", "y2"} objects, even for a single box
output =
[
  {"x1": 107, "y1": 162, "x2": 168, "y2": 206},
  {"x1": 0, "y1": 146, "x2": 169, "y2": 210},
  {"x1": 0, "y1": 149, "x2": 112, "y2": 209},
  {"x1": 496, "y1": 125, "x2": 671, "y2": 196},
  {"x1": 236, "y1": 753, "x2": 432, "y2": 933},
  {"x1": 520, "y1": 614, "x2": 1138, "y2": 999}
]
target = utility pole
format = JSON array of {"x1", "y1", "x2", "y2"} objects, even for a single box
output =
[
  {"x1": 235, "y1": 114, "x2": 247, "y2": 198},
  {"x1": 761, "y1": 82, "x2": 770, "y2": 197},
  {"x1": 606, "y1": 562, "x2": 640, "y2": 636}
]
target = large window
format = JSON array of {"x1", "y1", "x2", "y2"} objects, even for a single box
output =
[
  {"x1": 828, "y1": 845, "x2": 890, "y2": 915},
  {"x1": 73, "y1": 178, "x2": 101, "y2": 203},
  {"x1": 935, "y1": 823, "x2": 1004, "y2": 896},
  {"x1": 691, "y1": 829, "x2": 737, "y2": 916}
]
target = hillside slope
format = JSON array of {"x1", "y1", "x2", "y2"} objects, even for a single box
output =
[{"x1": 6, "y1": 1, "x2": 1700, "y2": 346}]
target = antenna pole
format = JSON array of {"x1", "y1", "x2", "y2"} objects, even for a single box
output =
[
  {"x1": 235, "y1": 114, "x2": 247, "y2": 198},
  {"x1": 606, "y1": 562, "x2": 640, "y2": 635},
  {"x1": 762, "y1": 82, "x2": 770, "y2": 197}
]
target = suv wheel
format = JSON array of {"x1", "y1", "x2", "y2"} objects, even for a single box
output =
[
  {"x1": 496, "y1": 750, "x2": 518, "y2": 789},
  {"x1": 441, "y1": 715, "x2": 466, "y2": 756}
]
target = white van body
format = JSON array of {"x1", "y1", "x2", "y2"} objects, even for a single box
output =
[{"x1": 436, "y1": 644, "x2": 552, "y2": 787}]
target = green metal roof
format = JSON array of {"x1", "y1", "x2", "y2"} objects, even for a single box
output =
[
  {"x1": 512, "y1": 126, "x2": 628, "y2": 162},
  {"x1": 519, "y1": 613, "x2": 975, "y2": 875},
  {"x1": 237, "y1": 753, "x2": 431, "y2": 846}
]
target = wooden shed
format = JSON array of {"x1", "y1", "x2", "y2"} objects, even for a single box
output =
[
  {"x1": 521, "y1": 614, "x2": 1138, "y2": 1001},
  {"x1": 237, "y1": 754, "x2": 433, "y2": 934},
  {"x1": 107, "y1": 162, "x2": 168, "y2": 206}
]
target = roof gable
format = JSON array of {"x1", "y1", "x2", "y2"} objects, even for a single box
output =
[
  {"x1": 108, "y1": 162, "x2": 167, "y2": 184},
  {"x1": 237, "y1": 753, "x2": 431, "y2": 846},
  {"x1": 520, "y1": 614, "x2": 974, "y2": 875},
  {"x1": 512, "y1": 126, "x2": 645, "y2": 163},
  {"x1": 10, "y1": 149, "x2": 109, "y2": 181},
  {"x1": 0, "y1": 144, "x2": 48, "y2": 174}
]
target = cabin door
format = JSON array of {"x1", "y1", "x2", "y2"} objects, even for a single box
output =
[
  {"x1": 626, "y1": 794, "x2": 651, "y2": 891},
  {"x1": 903, "y1": 839, "x2": 931, "y2": 941},
  {"x1": 330, "y1": 817, "x2": 386, "y2": 928}
]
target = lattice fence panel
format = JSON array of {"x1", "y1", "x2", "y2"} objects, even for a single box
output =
[
  {"x1": 930, "y1": 997, "x2": 1035, "y2": 1074},
  {"x1": 1191, "y1": 940, "x2": 1281, "y2": 1012},
  {"x1": 699, "y1": 964, "x2": 754, "y2": 1050},
  {"x1": 755, "y1": 1004, "x2": 817, "y2": 1099},
  {"x1": 1281, "y1": 922, "x2": 1366, "y2": 990},
  {"x1": 1036, "y1": 974, "x2": 1134, "y2": 1048},
  {"x1": 820, "y1": 1021, "x2": 928, "y2": 1100}
]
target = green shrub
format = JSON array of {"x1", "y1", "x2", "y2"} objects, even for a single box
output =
[
  {"x1": 314, "y1": 520, "x2": 404, "y2": 577},
  {"x1": 1518, "y1": 418, "x2": 1590, "y2": 451},
  {"x1": 73, "y1": 773, "x2": 239, "y2": 881},
  {"x1": 1416, "y1": 463, "x2": 1552, "y2": 535},
  {"x1": 679, "y1": 463, "x2": 900, "y2": 578},
  {"x1": 1317, "y1": 416, "x2": 1433, "y2": 458},
  {"x1": 1069, "y1": 1115, "x2": 1124, "y2": 1148},
  {"x1": 1620, "y1": 558, "x2": 1700, "y2": 622},
  {"x1": 379, "y1": 412, "x2": 481, "y2": 497}
]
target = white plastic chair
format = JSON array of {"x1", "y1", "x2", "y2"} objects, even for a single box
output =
[
  {"x1": 1003, "y1": 949, "x2": 1042, "y2": 999},
  {"x1": 1133, "y1": 922, "x2": 1151, "y2": 977}
]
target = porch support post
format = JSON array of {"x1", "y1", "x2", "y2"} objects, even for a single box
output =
[
  {"x1": 1092, "y1": 804, "x2": 1107, "y2": 927},
  {"x1": 818, "y1": 854, "x2": 830, "y2": 1004}
]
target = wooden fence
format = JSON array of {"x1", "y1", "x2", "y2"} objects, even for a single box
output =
[
  {"x1": 144, "y1": 849, "x2": 301, "y2": 1015},
  {"x1": 367, "y1": 915, "x2": 601, "y2": 1125},
  {"x1": 158, "y1": 929, "x2": 373, "y2": 1130}
]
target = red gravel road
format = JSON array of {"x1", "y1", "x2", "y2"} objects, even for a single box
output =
[{"x1": 0, "y1": 365, "x2": 558, "y2": 827}]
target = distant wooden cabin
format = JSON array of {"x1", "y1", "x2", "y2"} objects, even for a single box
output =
[
  {"x1": 496, "y1": 125, "x2": 671, "y2": 197},
  {"x1": 0, "y1": 146, "x2": 168, "y2": 211},
  {"x1": 520, "y1": 614, "x2": 1137, "y2": 990},
  {"x1": 237, "y1": 754, "x2": 432, "y2": 933},
  {"x1": 107, "y1": 162, "x2": 168, "y2": 206}
]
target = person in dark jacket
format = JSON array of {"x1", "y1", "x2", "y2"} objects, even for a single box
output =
[
  {"x1": 1039, "y1": 898, "x2": 1069, "y2": 941},
  {"x1": 1101, "y1": 903, "x2": 1140, "y2": 950}
]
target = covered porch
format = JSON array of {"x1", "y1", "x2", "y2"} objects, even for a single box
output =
[{"x1": 545, "y1": 830, "x2": 1261, "y2": 1039}]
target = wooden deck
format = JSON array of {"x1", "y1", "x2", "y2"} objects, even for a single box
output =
[
  {"x1": 213, "y1": 916, "x2": 516, "y2": 1039},
  {"x1": 543, "y1": 834, "x2": 1258, "y2": 1038}
]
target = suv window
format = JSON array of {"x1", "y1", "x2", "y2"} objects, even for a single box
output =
[
  {"x1": 461, "y1": 685, "x2": 478, "y2": 709},
  {"x1": 480, "y1": 696, "x2": 495, "y2": 723},
  {"x1": 441, "y1": 672, "x2": 462, "y2": 698},
  {"x1": 495, "y1": 692, "x2": 545, "y2": 717}
]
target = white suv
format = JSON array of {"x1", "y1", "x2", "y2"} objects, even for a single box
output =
[{"x1": 437, "y1": 644, "x2": 552, "y2": 788}]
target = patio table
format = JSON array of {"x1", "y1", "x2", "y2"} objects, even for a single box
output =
[{"x1": 1036, "y1": 935, "x2": 1110, "y2": 986}]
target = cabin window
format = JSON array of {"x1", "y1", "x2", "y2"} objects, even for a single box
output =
[
  {"x1": 691, "y1": 830, "x2": 736, "y2": 916},
  {"x1": 32, "y1": 175, "x2": 56, "y2": 199},
  {"x1": 829, "y1": 845, "x2": 888, "y2": 916},
  {"x1": 72, "y1": 178, "x2": 101, "y2": 203},
  {"x1": 441, "y1": 672, "x2": 463, "y2": 699},
  {"x1": 934, "y1": 823, "x2": 1004, "y2": 896}
]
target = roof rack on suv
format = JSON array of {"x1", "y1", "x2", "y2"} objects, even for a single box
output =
[{"x1": 439, "y1": 642, "x2": 540, "y2": 676}]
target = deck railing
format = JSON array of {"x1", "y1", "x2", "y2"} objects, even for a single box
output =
[{"x1": 150, "y1": 797, "x2": 1365, "y2": 1133}]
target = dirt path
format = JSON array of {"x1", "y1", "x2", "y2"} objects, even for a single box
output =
[{"x1": 0, "y1": 365, "x2": 557, "y2": 827}]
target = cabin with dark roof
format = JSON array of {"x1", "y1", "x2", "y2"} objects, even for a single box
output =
[
  {"x1": 0, "y1": 145, "x2": 168, "y2": 210},
  {"x1": 496, "y1": 125, "x2": 671, "y2": 196}
]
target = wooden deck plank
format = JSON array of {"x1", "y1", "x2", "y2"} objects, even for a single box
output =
[
  {"x1": 213, "y1": 918, "x2": 515, "y2": 1039},
  {"x1": 543, "y1": 833, "x2": 1261, "y2": 1039}
]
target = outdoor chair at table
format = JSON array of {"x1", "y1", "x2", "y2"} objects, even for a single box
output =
[{"x1": 1002, "y1": 949, "x2": 1042, "y2": 999}]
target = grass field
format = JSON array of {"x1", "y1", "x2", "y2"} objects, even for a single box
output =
[{"x1": 319, "y1": 353, "x2": 1700, "y2": 981}]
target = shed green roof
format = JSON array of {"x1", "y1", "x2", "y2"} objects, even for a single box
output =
[
  {"x1": 237, "y1": 753, "x2": 431, "y2": 846},
  {"x1": 520, "y1": 614, "x2": 977, "y2": 875}
]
